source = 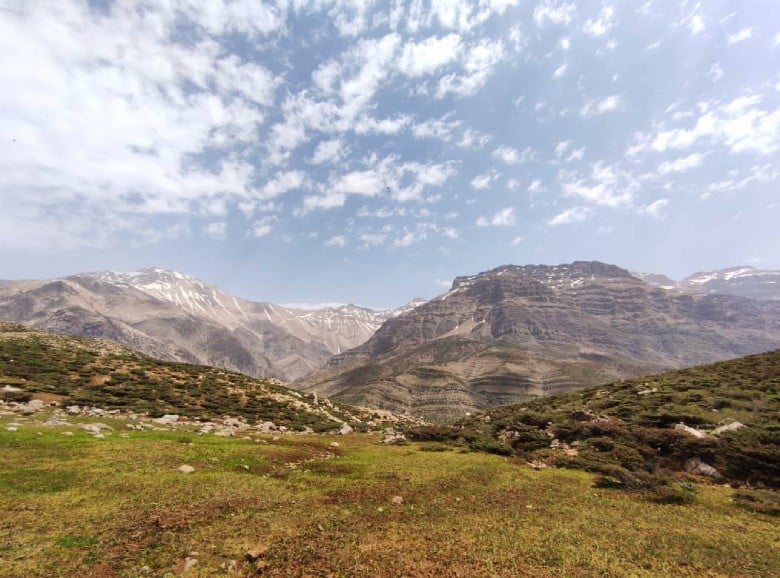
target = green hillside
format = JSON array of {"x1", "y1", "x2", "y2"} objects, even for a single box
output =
[
  {"x1": 408, "y1": 350, "x2": 780, "y2": 501},
  {"x1": 0, "y1": 322, "x2": 349, "y2": 432}
]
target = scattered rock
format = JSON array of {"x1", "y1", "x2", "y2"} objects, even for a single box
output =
[
  {"x1": 246, "y1": 544, "x2": 268, "y2": 561},
  {"x1": 1, "y1": 385, "x2": 21, "y2": 393},
  {"x1": 329, "y1": 442, "x2": 340, "y2": 448},
  {"x1": 177, "y1": 465, "x2": 195, "y2": 474},
  {"x1": 5, "y1": 426, "x2": 17, "y2": 432},
  {"x1": 80, "y1": 423, "x2": 114, "y2": 434},
  {"x1": 183, "y1": 557, "x2": 198, "y2": 572},
  {"x1": 483, "y1": 415, "x2": 491, "y2": 423},
  {"x1": 527, "y1": 460, "x2": 548, "y2": 470},
  {"x1": 674, "y1": 423, "x2": 708, "y2": 439},
  {"x1": 711, "y1": 421, "x2": 746, "y2": 436},
  {"x1": 257, "y1": 421, "x2": 277, "y2": 433},
  {"x1": 44, "y1": 415, "x2": 68, "y2": 427},
  {"x1": 390, "y1": 495, "x2": 404, "y2": 506},
  {"x1": 153, "y1": 414, "x2": 180, "y2": 425},
  {"x1": 685, "y1": 457, "x2": 721, "y2": 478},
  {"x1": 339, "y1": 423, "x2": 354, "y2": 435},
  {"x1": 638, "y1": 387, "x2": 658, "y2": 395}
]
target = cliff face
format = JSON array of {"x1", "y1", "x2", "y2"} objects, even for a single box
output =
[{"x1": 298, "y1": 262, "x2": 780, "y2": 422}]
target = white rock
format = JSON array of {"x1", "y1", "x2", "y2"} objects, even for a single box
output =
[
  {"x1": 153, "y1": 414, "x2": 180, "y2": 425},
  {"x1": 711, "y1": 421, "x2": 746, "y2": 436},
  {"x1": 339, "y1": 423, "x2": 354, "y2": 435},
  {"x1": 390, "y1": 495, "x2": 404, "y2": 505},
  {"x1": 674, "y1": 423, "x2": 708, "y2": 439},
  {"x1": 177, "y1": 465, "x2": 195, "y2": 474}
]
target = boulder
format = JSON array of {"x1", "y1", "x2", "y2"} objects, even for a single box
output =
[
  {"x1": 685, "y1": 457, "x2": 721, "y2": 478},
  {"x1": 339, "y1": 423, "x2": 354, "y2": 435},
  {"x1": 177, "y1": 465, "x2": 195, "y2": 474},
  {"x1": 153, "y1": 414, "x2": 179, "y2": 425},
  {"x1": 390, "y1": 495, "x2": 404, "y2": 505}
]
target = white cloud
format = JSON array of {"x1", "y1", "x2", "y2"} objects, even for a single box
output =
[
  {"x1": 471, "y1": 172, "x2": 498, "y2": 190},
  {"x1": 553, "y1": 63, "x2": 567, "y2": 78},
  {"x1": 657, "y1": 153, "x2": 705, "y2": 175},
  {"x1": 584, "y1": 5, "x2": 615, "y2": 37},
  {"x1": 548, "y1": 206, "x2": 592, "y2": 226},
  {"x1": 560, "y1": 162, "x2": 636, "y2": 207},
  {"x1": 640, "y1": 198, "x2": 669, "y2": 219},
  {"x1": 511, "y1": 235, "x2": 523, "y2": 245},
  {"x1": 458, "y1": 128, "x2": 492, "y2": 149},
  {"x1": 555, "y1": 140, "x2": 571, "y2": 157},
  {"x1": 559, "y1": 36, "x2": 571, "y2": 50},
  {"x1": 533, "y1": 1, "x2": 575, "y2": 26},
  {"x1": 0, "y1": 1, "x2": 286, "y2": 248},
  {"x1": 581, "y1": 94, "x2": 623, "y2": 116},
  {"x1": 412, "y1": 116, "x2": 460, "y2": 141},
  {"x1": 477, "y1": 207, "x2": 515, "y2": 227},
  {"x1": 728, "y1": 27, "x2": 752, "y2": 44},
  {"x1": 709, "y1": 63, "x2": 724, "y2": 82},
  {"x1": 303, "y1": 192, "x2": 347, "y2": 211},
  {"x1": 325, "y1": 235, "x2": 346, "y2": 247},
  {"x1": 261, "y1": 170, "x2": 307, "y2": 199},
  {"x1": 359, "y1": 232, "x2": 387, "y2": 246},
  {"x1": 311, "y1": 139, "x2": 347, "y2": 165},
  {"x1": 249, "y1": 216, "x2": 278, "y2": 238},
  {"x1": 493, "y1": 145, "x2": 534, "y2": 164},
  {"x1": 688, "y1": 14, "x2": 705, "y2": 35},
  {"x1": 397, "y1": 34, "x2": 462, "y2": 77},
  {"x1": 651, "y1": 95, "x2": 780, "y2": 155},
  {"x1": 436, "y1": 39, "x2": 505, "y2": 97},
  {"x1": 774, "y1": 32, "x2": 780, "y2": 47},
  {"x1": 528, "y1": 179, "x2": 544, "y2": 193}
]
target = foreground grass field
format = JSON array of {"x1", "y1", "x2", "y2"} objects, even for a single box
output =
[{"x1": 1, "y1": 413, "x2": 778, "y2": 577}]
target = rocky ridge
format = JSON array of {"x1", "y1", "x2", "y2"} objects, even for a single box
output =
[{"x1": 298, "y1": 261, "x2": 780, "y2": 421}]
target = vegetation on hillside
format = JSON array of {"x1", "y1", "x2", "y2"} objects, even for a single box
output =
[
  {"x1": 0, "y1": 322, "x2": 350, "y2": 431},
  {"x1": 406, "y1": 350, "x2": 780, "y2": 501}
]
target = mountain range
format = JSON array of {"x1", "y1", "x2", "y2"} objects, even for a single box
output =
[
  {"x1": 298, "y1": 262, "x2": 780, "y2": 420},
  {"x1": 2, "y1": 262, "x2": 780, "y2": 421},
  {"x1": 0, "y1": 268, "x2": 420, "y2": 382}
]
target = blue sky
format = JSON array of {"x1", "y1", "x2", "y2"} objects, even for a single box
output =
[{"x1": 1, "y1": 1, "x2": 778, "y2": 308}]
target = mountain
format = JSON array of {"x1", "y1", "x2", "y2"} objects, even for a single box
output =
[
  {"x1": 0, "y1": 268, "x2": 418, "y2": 381},
  {"x1": 636, "y1": 266, "x2": 780, "y2": 301},
  {"x1": 678, "y1": 266, "x2": 780, "y2": 301},
  {"x1": 298, "y1": 261, "x2": 780, "y2": 422}
]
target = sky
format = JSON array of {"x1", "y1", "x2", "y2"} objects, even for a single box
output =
[{"x1": 1, "y1": 0, "x2": 779, "y2": 309}]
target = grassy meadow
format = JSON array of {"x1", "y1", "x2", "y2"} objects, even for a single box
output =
[{"x1": 1, "y1": 412, "x2": 778, "y2": 578}]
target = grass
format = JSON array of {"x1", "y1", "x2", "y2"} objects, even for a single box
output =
[{"x1": 0, "y1": 415, "x2": 778, "y2": 577}]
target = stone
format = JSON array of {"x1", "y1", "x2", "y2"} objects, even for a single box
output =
[
  {"x1": 339, "y1": 423, "x2": 353, "y2": 435},
  {"x1": 153, "y1": 414, "x2": 180, "y2": 425},
  {"x1": 177, "y1": 465, "x2": 195, "y2": 474},
  {"x1": 329, "y1": 442, "x2": 340, "y2": 448},
  {"x1": 5, "y1": 426, "x2": 17, "y2": 432},
  {"x1": 711, "y1": 421, "x2": 746, "y2": 436},
  {"x1": 257, "y1": 421, "x2": 277, "y2": 433},
  {"x1": 390, "y1": 495, "x2": 404, "y2": 505},
  {"x1": 183, "y1": 557, "x2": 197, "y2": 572},
  {"x1": 80, "y1": 423, "x2": 114, "y2": 434},
  {"x1": 685, "y1": 457, "x2": 721, "y2": 478},
  {"x1": 674, "y1": 423, "x2": 707, "y2": 439},
  {"x1": 570, "y1": 409, "x2": 596, "y2": 422},
  {"x1": 246, "y1": 544, "x2": 268, "y2": 561}
]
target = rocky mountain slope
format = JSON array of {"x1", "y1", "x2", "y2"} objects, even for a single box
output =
[
  {"x1": 298, "y1": 261, "x2": 780, "y2": 421},
  {"x1": 637, "y1": 266, "x2": 780, "y2": 301},
  {"x1": 0, "y1": 268, "x2": 417, "y2": 381}
]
